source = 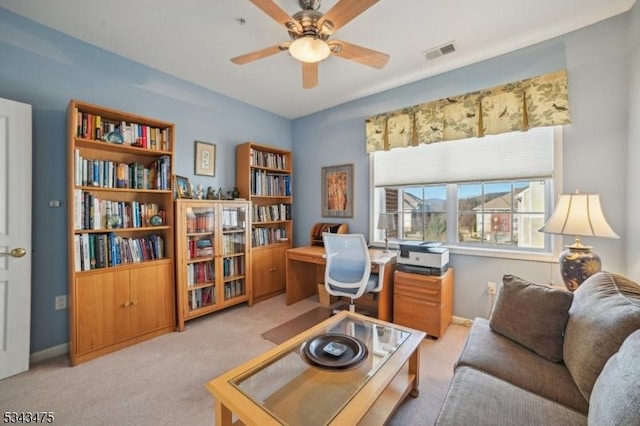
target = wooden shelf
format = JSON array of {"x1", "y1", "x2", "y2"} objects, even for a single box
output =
[
  {"x1": 236, "y1": 142, "x2": 293, "y2": 303},
  {"x1": 68, "y1": 99, "x2": 176, "y2": 365}
]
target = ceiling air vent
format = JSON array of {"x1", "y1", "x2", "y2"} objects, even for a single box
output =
[{"x1": 423, "y1": 41, "x2": 457, "y2": 61}]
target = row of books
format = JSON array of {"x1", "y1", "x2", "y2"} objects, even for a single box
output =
[
  {"x1": 74, "y1": 150, "x2": 171, "y2": 190},
  {"x1": 223, "y1": 256, "x2": 245, "y2": 277},
  {"x1": 75, "y1": 110, "x2": 170, "y2": 151},
  {"x1": 186, "y1": 208, "x2": 215, "y2": 233},
  {"x1": 250, "y1": 170, "x2": 291, "y2": 196},
  {"x1": 187, "y1": 237, "x2": 213, "y2": 259},
  {"x1": 252, "y1": 227, "x2": 287, "y2": 247},
  {"x1": 188, "y1": 286, "x2": 215, "y2": 310},
  {"x1": 224, "y1": 280, "x2": 245, "y2": 301},
  {"x1": 74, "y1": 189, "x2": 163, "y2": 230},
  {"x1": 222, "y1": 234, "x2": 246, "y2": 256},
  {"x1": 221, "y1": 207, "x2": 247, "y2": 229},
  {"x1": 253, "y1": 203, "x2": 291, "y2": 223},
  {"x1": 187, "y1": 261, "x2": 214, "y2": 287},
  {"x1": 74, "y1": 233, "x2": 165, "y2": 271},
  {"x1": 248, "y1": 147, "x2": 287, "y2": 170}
]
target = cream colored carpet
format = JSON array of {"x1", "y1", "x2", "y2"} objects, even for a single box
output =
[{"x1": 0, "y1": 294, "x2": 468, "y2": 425}]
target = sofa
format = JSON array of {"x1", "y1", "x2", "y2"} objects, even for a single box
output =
[{"x1": 435, "y1": 271, "x2": 640, "y2": 425}]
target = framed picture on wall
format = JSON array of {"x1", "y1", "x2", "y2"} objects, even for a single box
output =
[
  {"x1": 194, "y1": 141, "x2": 216, "y2": 176},
  {"x1": 174, "y1": 175, "x2": 192, "y2": 199},
  {"x1": 321, "y1": 163, "x2": 354, "y2": 218}
]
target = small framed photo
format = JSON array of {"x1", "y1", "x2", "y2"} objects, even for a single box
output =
[
  {"x1": 174, "y1": 175, "x2": 192, "y2": 199},
  {"x1": 321, "y1": 163, "x2": 354, "y2": 218},
  {"x1": 194, "y1": 141, "x2": 216, "y2": 176}
]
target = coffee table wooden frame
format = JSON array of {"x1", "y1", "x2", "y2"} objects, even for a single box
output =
[{"x1": 205, "y1": 311, "x2": 426, "y2": 425}]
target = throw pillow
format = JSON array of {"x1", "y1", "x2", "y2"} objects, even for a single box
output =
[
  {"x1": 563, "y1": 271, "x2": 640, "y2": 401},
  {"x1": 589, "y1": 330, "x2": 640, "y2": 425},
  {"x1": 489, "y1": 274, "x2": 573, "y2": 362}
]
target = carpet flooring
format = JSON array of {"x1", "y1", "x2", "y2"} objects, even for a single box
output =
[{"x1": 0, "y1": 294, "x2": 469, "y2": 425}]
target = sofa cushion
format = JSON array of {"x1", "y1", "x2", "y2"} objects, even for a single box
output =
[
  {"x1": 489, "y1": 274, "x2": 573, "y2": 362},
  {"x1": 588, "y1": 330, "x2": 640, "y2": 425},
  {"x1": 456, "y1": 318, "x2": 588, "y2": 413},
  {"x1": 435, "y1": 366, "x2": 587, "y2": 426},
  {"x1": 563, "y1": 271, "x2": 640, "y2": 401}
]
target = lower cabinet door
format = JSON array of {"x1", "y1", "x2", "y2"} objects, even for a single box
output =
[
  {"x1": 75, "y1": 269, "x2": 130, "y2": 355},
  {"x1": 130, "y1": 262, "x2": 175, "y2": 335}
]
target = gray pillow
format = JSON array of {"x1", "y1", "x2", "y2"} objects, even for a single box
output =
[
  {"x1": 489, "y1": 274, "x2": 573, "y2": 362},
  {"x1": 589, "y1": 330, "x2": 640, "y2": 425},
  {"x1": 563, "y1": 271, "x2": 640, "y2": 401}
]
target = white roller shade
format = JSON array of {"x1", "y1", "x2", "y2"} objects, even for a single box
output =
[{"x1": 373, "y1": 126, "x2": 554, "y2": 186}]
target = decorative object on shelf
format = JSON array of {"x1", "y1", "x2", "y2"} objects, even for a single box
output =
[
  {"x1": 194, "y1": 140, "x2": 216, "y2": 176},
  {"x1": 216, "y1": 187, "x2": 224, "y2": 200},
  {"x1": 206, "y1": 186, "x2": 215, "y2": 200},
  {"x1": 104, "y1": 131, "x2": 124, "y2": 144},
  {"x1": 108, "y1": 214, "x2": 122, "y2": 229},
  {"x1": 377, "y1": 213, "x2": 396, "y2": 252},
  {"x1": 194, "y1": 184, "x2": 204, "y2": 200},
  {"x1": 539, "y1": 190, "x2": 619, "y2": 292},
  {"x1": 321, "y1": 163, "x2": 353, "y2": 218},
  {"x1": 150, "y1": 215, "x2": 163, "y2": 226},
  {"x1": 232, "y1": 187, "x2": 240, "y2": 199},
  {"x1": 175, "y1": 175, "x2": 192, "y2": 199}
]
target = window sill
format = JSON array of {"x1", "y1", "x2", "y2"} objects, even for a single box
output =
[
  {"x1": 371, "y1": 241, "x2": 558, "y2": 263},
  {"x1": 446, "y1": 245, "x2": 557, "y2": 263}
]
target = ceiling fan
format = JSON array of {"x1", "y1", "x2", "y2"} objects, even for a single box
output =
[{"x1": 232, "y1": 0, "x2": 389, "y2": 89}]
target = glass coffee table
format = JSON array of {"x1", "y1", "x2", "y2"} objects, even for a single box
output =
[{"x1": 205, "y1": 311, "x2": 426, "y2": 425}]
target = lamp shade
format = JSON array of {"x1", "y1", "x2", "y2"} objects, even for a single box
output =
[
  {"x1": 539, "y1": 192, "x2": 619, "y2": 292},
  {"x1": 288, "y1": 36, "x2": 330, "y2": 63},
  {"x1": 377, "y1": 213, "x2": 396, "y2": 230},
  {"x1": 539, "y1": 193, "x2": 619, "y2": 240}
]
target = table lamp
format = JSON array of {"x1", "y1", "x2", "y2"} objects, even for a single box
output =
[
  {"x1": 539, "y1": 191, "x2": 619, "y2": 291},
  {"x1": 377, "y1": 213, "x2": 396, "y2": 252}
]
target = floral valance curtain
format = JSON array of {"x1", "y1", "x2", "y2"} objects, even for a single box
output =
[{"x1": 365, "y1": 69, "x2": 570, "y2": 153}]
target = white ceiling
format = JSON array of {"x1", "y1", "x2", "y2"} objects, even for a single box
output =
[{"x1": 1, "y1": 0, "x2": 635, "y2": 119}]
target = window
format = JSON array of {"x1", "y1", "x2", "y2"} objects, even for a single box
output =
[{"x1": 371, "y1": 127, "x2": 559, "y2": 253}]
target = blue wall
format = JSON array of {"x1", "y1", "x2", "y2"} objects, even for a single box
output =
[
  {"x1": 1, "y1": 3, "x2": 637, "y2": 353},
  {"x1": 0, "y1": 9, "x2": 292, "y2": 353},
  {"x1": 292, "y1": 12, "x2": 633, "y2": 319}
]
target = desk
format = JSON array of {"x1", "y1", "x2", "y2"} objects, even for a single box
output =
[{"x1": 286, "y1": 245, "x2": 396, "y2": 322}]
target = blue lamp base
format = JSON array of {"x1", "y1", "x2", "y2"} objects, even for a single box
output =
[{"x1": 559, "y1": 246, "x2": 602, "y2": 292}]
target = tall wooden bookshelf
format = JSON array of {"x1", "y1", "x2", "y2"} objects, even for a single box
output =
[
  {"x1": 67, "y1": 100, "x2": 176, "y2": 365},
  {"x1": 174, "y1": 199, "x2": 252, "y2": 331},
  {"x1": 236, "y1": 142, "x2": 292, "y2": 303}
]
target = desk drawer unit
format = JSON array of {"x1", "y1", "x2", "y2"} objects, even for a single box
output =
[{"x1": 393, "y1": 269, "x2": 453, "y2": 338}]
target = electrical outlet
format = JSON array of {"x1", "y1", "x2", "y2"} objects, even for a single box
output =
[
  {"x1": 487, "y1": 282, "x2": 497, "y2": 295},
  {"x1": 55, "y1": 295, "x2": 67, "y2": 310}
]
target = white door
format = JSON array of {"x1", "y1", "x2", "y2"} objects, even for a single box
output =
[{"x1": 0, "y1": 97, "x2": 32, "y2": 380}]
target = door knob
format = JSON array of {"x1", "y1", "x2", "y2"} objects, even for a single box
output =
[{"x1": 0, "y1": 248, "x2": 27, "y2": 258}]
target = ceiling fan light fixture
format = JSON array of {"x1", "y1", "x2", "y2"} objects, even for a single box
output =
[{"x1": 288, "y1": 36, "x2": 330, "y2": 63}]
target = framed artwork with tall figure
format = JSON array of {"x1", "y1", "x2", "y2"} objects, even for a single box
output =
[{"x1": 322, "y1": 163, "x2": 353, "y2": 218}]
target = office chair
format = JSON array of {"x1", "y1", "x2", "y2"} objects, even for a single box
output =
[{"x1": 323, "y1": 233, "x2": 382, "y2": 314}]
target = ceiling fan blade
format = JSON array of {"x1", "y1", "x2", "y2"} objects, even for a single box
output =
[
  {"x1": 330, "y1": 40, "x2": 389, "y2": 69},
  {"x1": 231, "y1": 44, "x2": 287, "y2": 65},
  {"x1": 302, "y1": 62, "x2": 318, "y2": 89},
  {"x1": 249, "y1": 0, "x2": 302, "y2": 33},
  {"x1": 318, "y1": 0, "x2": 379, "y2": 34}
]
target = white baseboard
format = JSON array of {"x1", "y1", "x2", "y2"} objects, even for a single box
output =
[
  {"x1": 30, "y1": 343, "x2": 69, "y2": 364},
  {"x1": 451, "y1": 316, "x2": 473, "y2": 327}
]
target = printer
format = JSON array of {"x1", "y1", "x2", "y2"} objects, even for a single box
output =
[{"x1": 396, "y1": 241, "x2": 449, "y2": 276}]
